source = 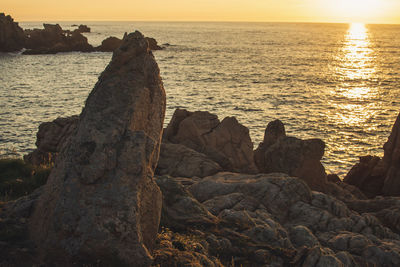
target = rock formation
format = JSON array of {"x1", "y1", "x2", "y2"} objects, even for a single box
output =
[
  {"x1": 96, "y1": 36, "x2": 163, "y2": 52},
  {"x1": 156, "y1": 143, "x2": 222, "y2": 178},
  {"x1": 154, "y1": 173, "x2": 400, "y2": 266},
  {"x1": 24, "y1": 116, "x2": 78, "y2": 166},
  {"x1": 29, "y1": 31, "x2": 166, "y2": 265},
  {"x1": 24, "y1": 24, "x2": 95, "y2": 54},
  {"x1": 76, "y1": 24, "x2": 90, "y2": 33},
  {"x1": 96, "y1": 36, "x2": 123, "y2": 52},
  {"x1": 0, "y1": 13, "x2": 26, "y2": 52},
  {"x1": 254, "y1": 119, "x2": 328, "y2": 192},
  {"x1": 344, "y1": 111, "x2": 400, "y2": 197},
  {"x1": 164, "y1": 109, "x2": 258, "y2": 174}
]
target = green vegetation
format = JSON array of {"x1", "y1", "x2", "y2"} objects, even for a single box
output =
[{"x1": 0, "y1": 158, "x2": 51, "y2": 201}]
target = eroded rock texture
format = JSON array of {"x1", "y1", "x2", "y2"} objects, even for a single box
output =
[
  {"x1": 156, "y1": 173, "x2": 400, "y2": 266},
  {"x1": 254, "y1": 119, "x2": 328, "y2": 192},
  {"x1": 164, "y1": 109, "x2": 258, "y2": 174},
  {"x1": 29, "y1": 31, "x2": 166, "y2": 265},
  {"x1": 0, "y1": 13, "x2": 26, "y2": 52}
]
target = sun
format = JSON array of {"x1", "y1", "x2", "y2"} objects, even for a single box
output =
[{"x1": 328, "y1": 0, "x2": 383, "y2": 22}]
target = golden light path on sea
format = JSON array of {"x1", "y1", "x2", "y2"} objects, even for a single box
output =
[{"x1": 335, "y1": 23, "x2": 378, "y2": 126}]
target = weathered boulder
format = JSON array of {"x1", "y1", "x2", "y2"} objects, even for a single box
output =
[
  {"x1": 0, "y1": 13, "x2": 26, "y2": 52},
  {"x1": 254, "y1": 119, "x2": 328, "y2": 192},
  {"x1": 344, "y1": 111, "x2": 400, "y2": 197},
  {"x1": 29, "y1": 31, "x2": 166, "y2": 265},
  {"x1": 164, "y1": 109, "x2": 258, "y2": 174},
  {"x1": 343, "y1": 155, "x2": 385, "y2": 198},
  {"x1": 24, "y1": 116, "x2": 78, "y2": 166},
  {"x1": 96, "y1": 36, "x2": 123, "y2": 52},
  {"x1": 156, "y1": 143, "x2": 222, "y2": 178},
  {"x1": 23, "y1": 24, "x2": 94, "y2": 54}
]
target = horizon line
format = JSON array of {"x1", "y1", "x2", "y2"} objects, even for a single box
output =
[{"x1": 17, "y1": 19, "x2": 400, "y2": 26}]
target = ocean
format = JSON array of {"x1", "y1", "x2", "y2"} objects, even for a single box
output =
[{"x1": 1, "y1": 21, "x2": 400, "y2": 176}]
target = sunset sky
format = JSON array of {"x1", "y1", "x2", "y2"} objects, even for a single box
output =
[{"x1": 3, "y1": 0, "x2": 400, "y2": 24}]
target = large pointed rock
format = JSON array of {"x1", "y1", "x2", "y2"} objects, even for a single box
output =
[{"x1": 29, "y1": 31, "x2": 166, "y2": 265}]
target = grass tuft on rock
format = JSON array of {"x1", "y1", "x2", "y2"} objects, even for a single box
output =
[{"x1": 0, "y1": 158, "x2": 51, "y2": 201}]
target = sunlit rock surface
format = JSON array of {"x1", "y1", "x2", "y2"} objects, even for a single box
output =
[
  {"x1": 254, "y1": 119, "x2": 328, "y2": 192},
  {"x1": 164, "y1": 109, "x2": 258, "y2": 174},
  {"x1": 29, "y1": 31, "x2": 166, "y2": 265}
]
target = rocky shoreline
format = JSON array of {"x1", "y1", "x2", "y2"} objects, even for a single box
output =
[
  {"x1": 1, "y1": 26, "x2": 400, "y2": 266},
  {"x1": 0, "y1": 13, "x2": 163, "y2": 54}
]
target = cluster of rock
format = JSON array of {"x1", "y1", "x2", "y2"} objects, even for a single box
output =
[
  {"x1": 3, "y1": 25, "x2": 400, "y2": 266},
  {"x1": 0, "y1": 13, "x2": 164, "y2": 54}
]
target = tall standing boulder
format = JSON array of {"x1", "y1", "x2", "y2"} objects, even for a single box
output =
[
  {"x1": 0, "y1": 13, "x2": 26, "y2": 52},
  {"x1": 29, "y1": 31, "x2": 166, "y2": 265}
]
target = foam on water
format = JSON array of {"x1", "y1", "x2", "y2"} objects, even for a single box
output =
[{"x1": 1, "y1": 21, "x2": 400, "y2": 176}]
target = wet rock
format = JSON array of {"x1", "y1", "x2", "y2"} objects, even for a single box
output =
[
  {"x1": 24, "y1": 115, "x2": 78, "y2": 166},
  {"x1": 23, "y1": 24, "x2": 94, "y2": 54},
  {"x1": 164, "y1": 109, "x2": 258, "y2": 174},
  {"x1": 29, "y1": 31, "x2": 166, "y2": 265},
  {"x1": 96, "y1": 36, "x2": 122, "y2": 52},
  {"x1": 0, "y1": 13, "x2": 26, "y2": 52},
  {"x1": 254, "y1": 119, "x2": 328, "y2": 192},
  {"x1": 156, "y1": 143, "x2": 222, "y2": 178}
]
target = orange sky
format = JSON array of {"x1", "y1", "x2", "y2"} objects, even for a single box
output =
[{"x1": 3, "y1": 0, "x2": 400, "y2": 24}]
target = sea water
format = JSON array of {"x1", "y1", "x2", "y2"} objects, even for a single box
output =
[{"x1": 1, "y1": 21, "x2": 400, "y2": 176}]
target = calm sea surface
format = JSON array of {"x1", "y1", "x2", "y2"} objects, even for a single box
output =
[{"x1": 1, "y1": 22, "x2": 400, "y2": 176}]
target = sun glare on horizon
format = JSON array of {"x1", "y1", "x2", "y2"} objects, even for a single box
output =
[{"x1": 326, "y1": 0, "x2": 386, "y2": 23}]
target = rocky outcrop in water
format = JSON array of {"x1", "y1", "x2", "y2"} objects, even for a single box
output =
[
  {"x1": 96, "y1": 35, "x2": 163, "y2": 52},
  {"x1": 24, "y1": 116, "x2": 78, "y2": 166},
  {"x1": 164, "y1": 109, "x2": 258, "y2": 174},
  {"x1": 254, "y1": 119, "x2": 328, "y2": 192},
  {"x1": 76, "y1": 24, "x2": 90, "y2": 33},
  {"x1": 0, "y1": 13, "x2": 26, "y2": 52},
  {"x1": 344, "y1": 111, "x2": 400, "y2": 197},
  {"x1": 23, "y1": 24, "x2": 95, "y2": 54},
  {"x1": 29, "y1": 31, "x2": 166, "y2": 265}
]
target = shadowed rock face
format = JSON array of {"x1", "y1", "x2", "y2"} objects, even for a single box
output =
[
  {"x1": 254, "y1": 119, "x2": 328, "y2": 192},
  {"x1": 24, "y1": 116, "x2": 79, "y2": 166},
  {"x1": 382, "y1": 112, "x2": 400, "y2": 196},
  {"x1": 164, "y1": 109, "x2": 258, "y2": 174},
  {"x1": 29, "y1": 31, "x2": 166, "y2": 265},
  {"x1": 344, "y1": 111, "x2": 400, "y2": 197},
  {"x1": 0, "y1": 13, "x2": 26, "y2": 52}
]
